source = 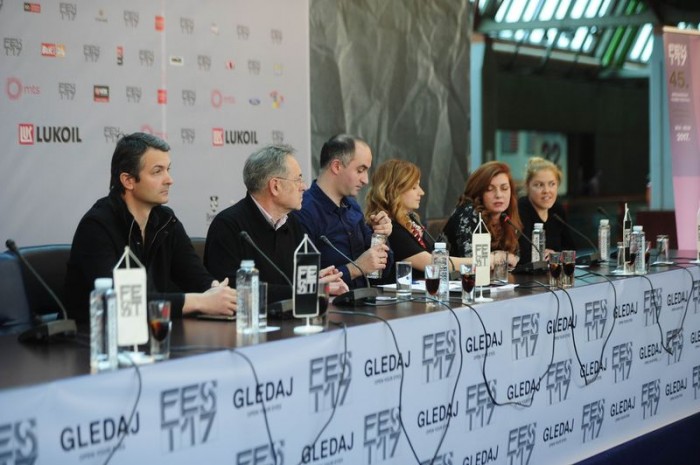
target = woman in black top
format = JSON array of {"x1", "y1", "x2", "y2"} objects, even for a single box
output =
[
  {"x1": 365, "y1": 159, "x2": 471, "y2": 279},
  {"x1": 517, "y1": 157, "x2": 575, "y2": 263}
]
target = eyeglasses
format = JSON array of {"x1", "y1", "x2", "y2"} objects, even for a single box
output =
[{"x1": 273, "y1": 176, "x2": 306, "y2": 186}]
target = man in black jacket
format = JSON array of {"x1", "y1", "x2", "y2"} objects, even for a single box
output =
[
  {"x1": 204, "y1": 144, "x2": 346, "y2": 302},
  {"x1": 65, "y1": 132, "x2": 237, "y2": 321}
]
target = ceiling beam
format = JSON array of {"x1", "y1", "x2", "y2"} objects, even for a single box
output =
[{"x1": 477, "y1": 10, "x2": 658, "y2": 33}]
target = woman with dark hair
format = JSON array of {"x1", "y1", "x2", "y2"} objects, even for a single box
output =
[
  {"x1": 517, "y1": 157, "x2": 575, "y2": 263},
  {"x1": 365, "y1": 159, "x2": 472, "y2": 278},
  {"x1": 443, "y1": 161, "x2": 521, "y2": 268}
]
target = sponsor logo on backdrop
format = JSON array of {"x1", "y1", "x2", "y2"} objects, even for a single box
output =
[
  {"x1": 693, "y1": 365, "x2": 700, "y2": 399},
  {"x1": 211, "y1": 90, "x2": 235, "y2": 108},
  {"x1": 249, "y1": 97, "x2": 261, "y2": 106},
  {"x1": 546, "y1": 315, "x2": 575, "y2": 339},
  {"x1": 83, "y1": 44, "x2": 100, "y2": 62},
  {"x1": 140, "y1": 124, "x2": 166, "y2": 140},
  {"x1": 169, "y1": 56, "x2": 183, "y2": 66},
  {"x1": 417, "y1": 399, "x2": 458, "y2": 432},
  {"x1": 639, "y1": 341, "x2": 662, "y2": 363},
  {"x1": 511, "y1": 313, "x2": 539, "y2": 360},
  {"x1": 155, "y1": 15, "x2": 164, "y2": 31},
  {"x1": 6, "y1": 77, "x2": 40, "y2": 100},
  {"x1": 612, "y1": 342, "x2": 633, "y2": 383},
  {"x1": 116, "y1": 46, "x2": 123, "y2": 65},
  {"x1": 584, "y1": 298, "x2": 607, "y2": 341},
  {"x1": 301, "y1": 431, "x2": 354, "y2": 463},
  {"x1": 667, "y1": 329, "x2": 683, "y2": 364},
  {"x1": 422, "y1": 330, "x2": 456, "y2": 382},
  {"x1": 465, "y1": 380, "x2": 495, "y2": 430},
  {"x1": 270, "y1": 90, "x2": 284, "y2": 109},
  {"x1": 364, "y1": 350, "x2": 410, "y2": 382},
  {"x1": 507, "y1": 378, "x2": 540, "y2": 401},
  {"x1": 157, "y1": 89, "x2": 167, "y2": 104},
  {"x1": 543, "y1": 417, "x2": 574, "y2": 446},
  {"x1": 693, "y1": 328, "x2": 700, "y2": 346},
  {"x1": 180, "y1": 17, "x2": 194, "y2": 34},
  {"x1": 233, "y1": 376, "x2": 293, "y2": 411},
  {"x1": 95, "y1": 9, "x2": 107, "y2": 23},
  {"x1": 182, "y1": 90, "x2": 196, "y2": 106},
  {"x1": 0, "y1": 418, "x2": 38, "y2": 463},
  {"x1": 692, "y1": 279, "x2": 700, "y2": 311},
  {"x1": 4, "y1": 38, "x2": 22, "y2": 56},
  {"x1": 364, "y1": 408, "x2": 400, "y2": 464},
  {"x1": 665, "y1": 377, "x2": 687, "y2": 400},
  {"x1": 463, "y1": 445, "x2": 499, "y2": 465},
  {"x1": 126, "y1": 86, "x2": 142, "y2": 103},
  {"x1": 24, "y1": 3, "x2": 40, "y2": 13},
  {"x1": 59, "y1": 82, "x2": 76, "y2": 100},
  {"x1": 207, "y1": 195, "x2": 219, "y2": 224},
  {"x1": 273, "y1": 63, "x2": 284, "y2": 76},
  {"x1": 41, "y1": 43, "x2": 65, "y2": 58},
  {"x1": 104, "y1": 127, "x2": 122, "y2": 143},
  {"x1": 641, "y1": 379, "x2": 661, "y2": 419},
  {"x1": 270, "y1": 29, "x2": 283, "y2": 44},
  {"x1": 237, "y1": 25, "x2": 250, "y2": 40},
  {"x1": 668, "y1": 42, "x2": 687, "y2": 66},
  {"x1": 93, "y1": 85, "x2": 109, "y2": 103},
  {"x1": 139, "y1": 49, "x2": 154, "y2": 67},
  {"x1": 465, "y1": 329, "x2": 503, "y2": 358},
  {"x1": 212, "y1": 129, "x2": 259, "y2": 146},
  {"x1": 580, "y1": 356, "x2": 607, "y2": 380},
  {"x1": 271, "y1": 130, "x2": 284, "y2": 144},
  {"x1": 420, "y1": 451, "x2": 453, "y2": 465},
  {"x1": 197, "y1": 55, "x2": 211, "y2": 71},
  {"x1": 60, "y1": 413, "x2": 139, "y2": 453},
  {"x1": 546, "y1": 359, "x2": 571, "y2": 404},
  {"x1": 667, "y1": 289, "x2": 691, "y2": 310},
  {"x1": 226, "y1": 60, "x2": 235, "y2": 70},
  {"x1": 507, "y1": 423, "x2": 536, "y2": 465},
  {"x1": 609, "y1": 396, "x2": 636, "y2": 422},
  {"x1": 581, "y1": 399, "x2": 604, "y2": 443},
  {"x1": 160, "y1": 381, "x2": 216, "y2": 453},
  {"x1": 236, "y1": 440, "x2": 284, "y2": 465},
  {"x1": 123, "y1": 10, "x2": 139, "y2": 28},
  {"x1": 19, "y1": 124, "x2": 82, "y2": 144},
  {"x1": 59, "y1": 3, "x2": 76, "y2": 20},
  {"x1": 248, "y1": 59, "x2": 261, "y2": 75},
  {"x1": 613, "y1": 299, "x2": 638, "y2": 321},
  {"x1": 181, "y1": 128, "x2": 195, "y2": 145},
  {"x1": 309, "y1": 352, "x2": 351, "y2": 412},
  {"x1": 643, "y1": 287, "x2": 662, "y2": 326}
]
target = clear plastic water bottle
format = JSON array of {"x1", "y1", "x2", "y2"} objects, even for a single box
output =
[
  {"x1": 432, "y1": 242, "x2": 450, "y2": 304},
  {"x1": 90, "y1": 277, "x2": 118, "y2": 373},
  {"x1": 531, "y1": 223, "x2": 545, "y2": 262},
  {"x1": 630, "y1": 225, "x2": 646, "y2": 274},
  {"x1": 236, "y1": 260, "x2": 259, "y2": 334},
  {"x1": 598, "y1": 219, "x2": 610, "y2": 262}
]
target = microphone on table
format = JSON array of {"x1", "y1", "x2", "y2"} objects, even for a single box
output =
[
  {"x1": 551, "y1": 214, "x2": 603, "y2": 265},
  {"x1": 6, "y1": 239, "x2": 77, "y2": 343},
  {"x1": 319, "y1": 235, "x2": 378, "y2": 307},
  {"x1": 499, "y1": 213, "x2": 548, "y2": 274},
  {"x1": 239, "y1": 231, "x2": 294, "y2": 319}
]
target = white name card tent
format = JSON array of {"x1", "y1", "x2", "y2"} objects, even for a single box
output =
[
  {"x1": 472, "y1": 213, "x2": 493, "y2": 303},
  {"x1": 293, "y1": 234, "x2": 322, "y2": 335},
  {"x1": 113, "y1": 246, "x2": 149, "y2": 348}
]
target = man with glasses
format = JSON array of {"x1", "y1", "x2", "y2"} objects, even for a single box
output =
[{"x1": 205, "y1": 144, "x2": 346, "y2": 302}]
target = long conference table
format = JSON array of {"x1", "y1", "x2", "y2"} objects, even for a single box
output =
[{"x1": 1, "y1": 260, "x2": 700, "y2": 465}]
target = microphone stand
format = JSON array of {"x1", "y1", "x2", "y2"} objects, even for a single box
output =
[
  {"x1": 551, "y1": 214, "x2": 603, "y2": 265},
  {"x1": 499, "y1": 215, "x2": 548, "y2": 274}
]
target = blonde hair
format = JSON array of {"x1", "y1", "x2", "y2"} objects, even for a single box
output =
[
  {"x1": 524, "y1": 156, "x2": 562, "y2": 186},
  {"x1": 365, "y1": 159, "x2": 421, "y2": 231}
]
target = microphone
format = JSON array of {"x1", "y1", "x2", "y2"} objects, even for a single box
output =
[
  {"x1": 238, "y1": 231, "x2": 293, "y2": 319},
  {"x1": 6, "y1": 239, "x2": 77, "y2": 343},
  {"x1": 319, "y1": 235, "x2": 378, "y2": 307},
  {"x1": 551, "y1": 214, "x2": 602, "y2": 265},
  {"x1": 499, "y1": 213, "x2": 548, "y2": 274},
  {"x1": 408, "y1": 212, "x2": 436, "y2": 243}
]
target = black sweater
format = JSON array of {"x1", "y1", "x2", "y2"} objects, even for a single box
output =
[
  {"x1": 204, "y1": 194, "x2": 304, "y2": 303},
  {"x1": 517, "y1": 197, "x2": 576, "y2": 263}
]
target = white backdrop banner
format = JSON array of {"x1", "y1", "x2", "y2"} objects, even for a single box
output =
[{"x1": 0, "y1": 0, "x2": 311, "y2": 246}]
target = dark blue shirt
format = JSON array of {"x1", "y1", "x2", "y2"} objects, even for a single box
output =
[{"x1": 293, "y1": 181, "x2": 392, "y2": 288}]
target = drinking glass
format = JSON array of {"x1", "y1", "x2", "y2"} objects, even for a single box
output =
[
  {"x1": 258, "y1": 282, "x2": 268, "y2": 330},
  {"x1": 148, "y1": 300, "x2": 172, "y2": 361},
  {"x1": 561, "y1": 250, "x2": 576, "y2": 288},
  {"x1": 548, "y1": 252, "x2": 562, "y2": 287},
  {"x1": 424, "y1": 264, "x2": 440, "y2": 303},
  {"x1": 460, "y1": 263, "x2": 475, "y2": 305},
  {"x1": 396, "y1": 261, "x2": 413, "y2": 299}
]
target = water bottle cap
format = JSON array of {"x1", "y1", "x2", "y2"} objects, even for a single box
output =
[
  {"x1": 240, "y1": 259, "x2": 255, "y2": 268},
  {"x1": 534, "y1": 223, "x2": 543, "y2": 229},
  {"x1": 434, "y1": 242, "x2": 447, "y2": 249},
  {"x1": 600, "y1": 219, "x2": 609, "y2": 226},
  {"x1": 633, "y1": 225, "x2": 643, "y2": 231},
  {"x1": 94, "y1": 277, "x2": 113, "y2": 290}
]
